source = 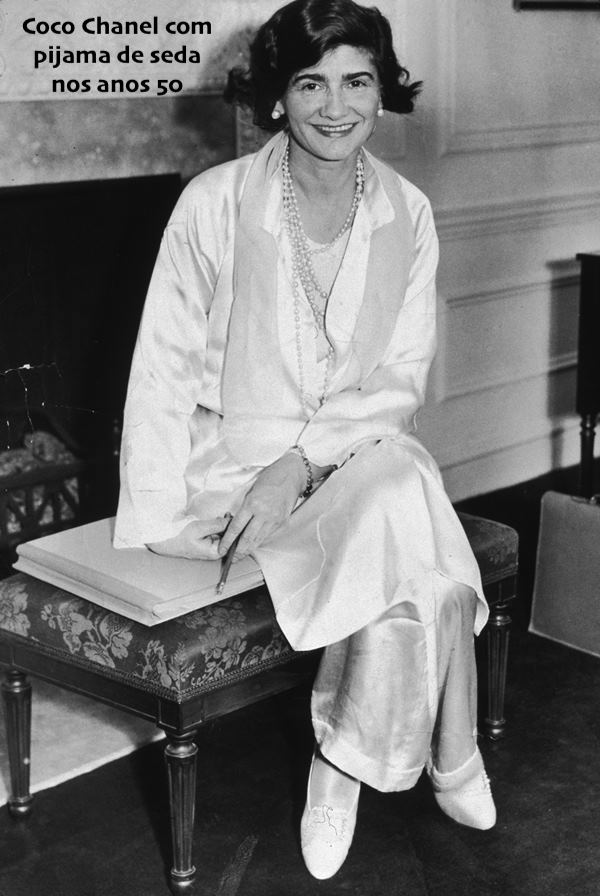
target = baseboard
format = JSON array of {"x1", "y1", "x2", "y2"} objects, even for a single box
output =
[{"x1": 440, "y1": 422, "x2": 598, "y2": 504}]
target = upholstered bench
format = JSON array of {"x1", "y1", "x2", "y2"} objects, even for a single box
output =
[{"x1": 0, "y1": 511, "x2": 517, "y2": 894}]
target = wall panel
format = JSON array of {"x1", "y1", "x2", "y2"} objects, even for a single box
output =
[{"x1": 398, "y1": 0, "x2": 600, "y2": 499}]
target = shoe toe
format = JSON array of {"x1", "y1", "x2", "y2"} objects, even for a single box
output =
[
  {"x1": 300, "y1": 804, "x2": 357, "y2": 879},
  {"x1": 434, "y1": 772, "x2": 497, "y2": 830}
]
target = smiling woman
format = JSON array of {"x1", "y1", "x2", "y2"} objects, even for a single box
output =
[
  {"x1": 115, "y1": 0, "x2": 497, "y2": 882},
  {"x1": 225, "y1": 0, "x2": 419, "y2": 132},
  {"x1": 272, "y1": 46, "x2": 380, "y2": 165}
]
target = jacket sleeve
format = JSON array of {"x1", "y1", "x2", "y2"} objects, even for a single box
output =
[
  {"x1": 113, "y1": 197, "x2": 216, "y2": 548},
  {"x1": 297, "y1": 204, "x2": 439, "y2": 469}
]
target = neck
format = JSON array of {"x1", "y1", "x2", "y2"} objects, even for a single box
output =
[{"x1": 287, "y1": 135, "x2": 359, "y2": 199}]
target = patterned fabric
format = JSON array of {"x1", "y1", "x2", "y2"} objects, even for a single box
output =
[
  {"x1": 458, "y1": 513, "x2": 519, "y2": 585},
  {"x1": 0, "y1": 432, "x2": 76, "y2": 477},
  {"x1": 0, "y1": 431, "x2": 79, "y2": 538},
  {"x1": 0, "y1": 515, "x2": 518, "y2": 700},
  {"x1": 0, "y1": 574, "x2": 294, "y2": 701}
]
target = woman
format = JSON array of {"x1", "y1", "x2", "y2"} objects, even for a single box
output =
[{"x1": 115, "y1": 0, "x2": 496, "y2": 880}]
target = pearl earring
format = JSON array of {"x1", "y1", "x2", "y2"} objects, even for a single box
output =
[
  {"x1": 377, "y1": 106, "x2": 384, "y2": 118},
  {"x1": 272, "y1": 108, "x2": 282, "y2": 120}
]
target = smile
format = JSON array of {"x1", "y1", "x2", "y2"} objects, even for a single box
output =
[{"x1": 311, "y1": 123, "x2": 358, "y2": 136}]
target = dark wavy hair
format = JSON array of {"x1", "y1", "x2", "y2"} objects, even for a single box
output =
[{"x1": 224, "y1": 0, "x2": 421, "y2": 132}]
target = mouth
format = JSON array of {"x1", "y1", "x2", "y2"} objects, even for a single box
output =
[{"x1": 311, "y1": 123, "x2": 358, "y2": 137}]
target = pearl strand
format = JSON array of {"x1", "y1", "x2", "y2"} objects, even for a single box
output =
[
  {"x1": 282, "y1": 146, "x2": 365, "y2": 253},
  {"x1": 282, "y1": 145, "x2": 364, "y2": 332},
  {"x1": 282, "y1": 143, "x2": 364, "y2": 415}
]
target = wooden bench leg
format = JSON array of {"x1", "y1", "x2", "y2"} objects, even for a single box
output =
[
  {"x1": 1, "y1": 669, "x2": 33, "y2": 817},
  {"x1": 485, "y1": 601, "x2": 511, "y2": 740},
  {"x1": 165, "y1": 732, "x2": 198, "y2": 894}
]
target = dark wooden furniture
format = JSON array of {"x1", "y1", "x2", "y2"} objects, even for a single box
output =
[
  {"x1": 0, "y1": 512, "x2": 517, "y2": 894},
  {"x1": 0, "y1": 417, "x2": 89, "y2": 579},
  {"x1": 0, "y1": 174, "x2": 181, "y2": 520},
  {"x1": 576, "y1": 252, "x2": 600, "y2": 497},
  {"x1": 461, "y1": 513, "x2": 519, "y2": 741}
]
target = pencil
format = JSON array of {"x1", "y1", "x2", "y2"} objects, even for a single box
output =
[{"x1": 215, "y1": 531, "x2": 243, "y2": 595}]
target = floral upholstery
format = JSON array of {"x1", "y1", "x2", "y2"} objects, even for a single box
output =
[
  {"x1": 457, "y1": 512, "x2": 519, "y2": 586},
  {"x1": 0, "y1": 431, "x2": 81, "y2": 547},
  {"x1": 0, "y1": 514, "x2": 518, "y2": 702},
  {"x1": 0, "y1": 574, "x2": 294, "y2": 701}
]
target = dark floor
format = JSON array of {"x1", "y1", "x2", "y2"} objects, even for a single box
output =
[{"x1": 1, "y1": 463, "x2": 600, "y2": 896}]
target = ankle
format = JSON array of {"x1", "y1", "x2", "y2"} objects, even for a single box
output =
[
  {"x1": 428, "y1": 747, "x2": 484, "y2": 792},
  {"x1": 309, "y1": 750, "x2": 360, "y2": 810}
]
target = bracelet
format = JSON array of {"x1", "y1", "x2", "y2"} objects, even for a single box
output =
[{"x1": 291, "y1": 444, "x2": 313, "y2": 497}]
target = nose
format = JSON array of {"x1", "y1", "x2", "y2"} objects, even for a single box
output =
[{"x1": 319, "y1": 87, "x2": 349, "y2": 119}]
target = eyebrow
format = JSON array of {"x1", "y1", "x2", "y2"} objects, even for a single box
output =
[{"x1": 292, "y1": 70, "x2": 376, "y2": 84}]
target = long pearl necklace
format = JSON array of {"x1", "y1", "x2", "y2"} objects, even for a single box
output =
[{"x1": 282, "y1": 144, "x2": 365, "y2": 415}]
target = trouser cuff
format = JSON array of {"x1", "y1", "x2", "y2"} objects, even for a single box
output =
[
  {"x1": 427, "y1": 747, "x2": 484, "y2": 792},
  {"x1": 313, "y1": 717, "x2": 426, "y2": 793}
]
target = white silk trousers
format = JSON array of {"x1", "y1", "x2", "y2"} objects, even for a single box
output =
[
  {"x1": 311, "y1": 575, "x2": 479, "y2": 792},
  {"x1": 253, "y1": 439, "x2": 487, "y2": 792}
]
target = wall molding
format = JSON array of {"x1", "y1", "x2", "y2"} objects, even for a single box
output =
[
  {"x1": 439, "y1": 415, "x2": 580, "y2": 472},
  {"x1": 436, "y1": 0, "x2": 600, "y2": 157},
  {"x1": 439, "y1": 416, "x2": 587, "y2": 503},
  {"x1": 445, "y1": 352, "x2": 577, "y2": 402},
  {"x1": 445, "y1": 119, "x2": 600, "y2": 156},
  {"x1": 445, "y1": 272, "x2": 579, "y2": 308},
  {"x1": 435, "y1": 190, "x2": 600, "y2": 241},
  {"x1": 441, "y1": 274, "x2": 579, "y2": 399}
]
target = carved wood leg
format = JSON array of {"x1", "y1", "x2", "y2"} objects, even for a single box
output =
[
  {"x1": 1, "y1": 669, "x2": 33, "y2": 817},
  {"x1": 484, "y1": 602, "x2": 511, "y2": 740},
  {"x1": 165, "y1": 732, "x2": 198, "y2": 894}
]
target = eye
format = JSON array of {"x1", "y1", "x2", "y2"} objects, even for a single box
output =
[
  {"x1": 347, "y1": 78, "x2": 368, "y2": 89},
  {"x1": 299, "y1": 80, "x2": 322, "y2": 92}
]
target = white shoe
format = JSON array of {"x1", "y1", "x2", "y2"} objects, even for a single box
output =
[
  {"x1": 433, "y1": 767, "x2": 497, "y2": 830},
  {"x1": 300, "y1": 752, "x2": 360, "y2": 879}
]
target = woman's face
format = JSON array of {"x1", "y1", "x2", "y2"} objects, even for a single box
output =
[{"x1": 278, "y1": 44, "x2": 381, "y2": 163}]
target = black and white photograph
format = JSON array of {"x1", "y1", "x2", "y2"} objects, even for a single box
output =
[{"x1": 0, "y1": 1, "x2": 599, "y2": 894}]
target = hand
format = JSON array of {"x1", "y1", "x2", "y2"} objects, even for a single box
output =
[
  {"x1": 147, "y1": 517, "x2": 230, "y2": 560},
  {"x1": 219, "y1": 453, "x2": 306, "y2": 559}
]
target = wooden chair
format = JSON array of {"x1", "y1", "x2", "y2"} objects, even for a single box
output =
[
  {"x1": 0, "y1": 512, "x2": 517, "y2": 894},
  {"x1": 0, "y1": 417, "x2": 88, "y2": 578}
]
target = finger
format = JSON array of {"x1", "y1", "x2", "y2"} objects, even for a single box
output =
[
  {"x1": 235, "y1": 518, "x2": 275, "y2": 558},
  {"x1": 188, "y1": 539, "x2": 223, "y2": 561},
  {"x1": 191, "y1": 516, "x2": 230, "y2": 538},
  {"x1": 219, "y1": 507, "x2": 253, "y2": 554},
  {"x1": 242, "y1": 512, "x2": 293, "y2": 557},
  {"x1": 146, "y1": 541, "x2": 168, "y2": 555},
  {"x1": 147, "y1": 535, "x2": 222, "y2": 561},
  {"x1": 233, "y1": 517, "x2": 264, "y2": 558},
  {"x1": 180, "y1": 532, "x2": 225, "y2": 560}
]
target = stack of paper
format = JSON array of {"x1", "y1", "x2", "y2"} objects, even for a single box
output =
[{"x1": 14, "y1": 518, "x2": 265, "y2": 626}]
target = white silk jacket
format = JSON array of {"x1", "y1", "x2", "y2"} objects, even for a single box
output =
[{"x1": 114, "y1": 135, "x2": 488, "y2": 649}]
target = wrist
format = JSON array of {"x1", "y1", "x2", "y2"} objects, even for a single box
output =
[
  {"x1": 290, "y1": 445, "x2": 313, "y2": 497},
  {"x1": 282, "y1": 450, "x2": 307, "y2": 492}
]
